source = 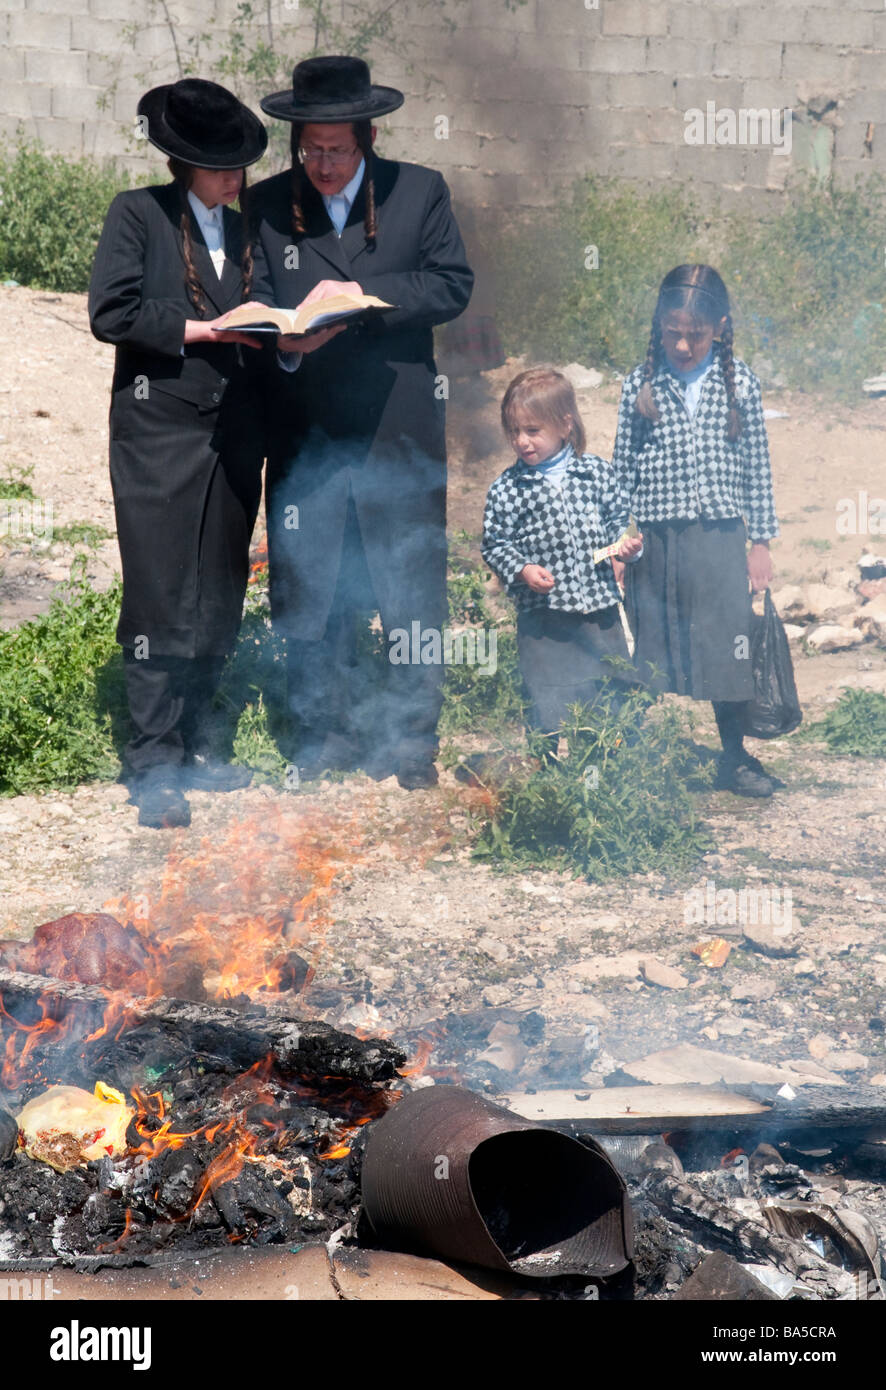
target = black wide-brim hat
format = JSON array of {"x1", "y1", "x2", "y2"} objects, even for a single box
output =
[
  {"x1": 260, "y1": 55, "x2": 404, "y2": 124},
  {"x1": 137, "y1": 78, "x2": 268, "y2": 169}
]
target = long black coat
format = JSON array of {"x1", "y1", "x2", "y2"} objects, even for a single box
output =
[
  {"x1": 89, "y1": 184, "x2": 265, "y2": 657},
  {"x1": 249, "y1": 157, "x2": 473, "y2": 640}
]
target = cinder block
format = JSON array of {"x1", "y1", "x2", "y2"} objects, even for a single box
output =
[
  {"x1": 82, "y1": 116, "x2": 136, "y2": 159},
  {"x1": 735, "y1": 9, "x2": 810, "y2": 41},
  {"x1": 673, "y1": 141, "x2": 749, "y2": 187},
  {"x1": 646, "y1": 39, "x2": 716, "y2": 78},
  {"x1": 539, "y1": 136, "x2": 600, "y2": 175},
  {"x1": 603, "y1": 106, "x2": 651, "y2": 146},
  {"x1": 606, "y1": 72, "x2": 677, "y2": 109},
  {"x1": 9, "y1": 10, "x2": 71, "y2": 45},
  {"x1": 50, "y1": 84, "x2": 104, "y2": 121},
  {"x1": 32, "y1": 115, "x2": 87, "y2": 155},
  {"x1": 800, "y1": 9, "x2": 875, "y2": 45},
  {"x1": 781, "y1": 44, "x2": 857, "y2": 86},
  {"x1": 712, "y1": 42, "x2": 784, "y2": 81},
  {"x1": 25, "y1": 48, "x2": 88, "y2": 85},
  {"x1": 460, "y1": 0, "x2": 539, "y2": 32},
  {"x1": 737, "y1": 81, "x2": 797, "y2": 120},
  {"x1": 446, "y1": 25, "x2": 520, "y2": 66},
  {"x1": 833, "y1": 120, "x2": 874, "y2": 161},
  {"x1": 669, "y1": 4, "x2": 738, "y2": 41},
  {"x1": 30, "y1": 0, "x2": 90, "y2": 12},
  {"x1": 71, "y1": 13, "x2": 133, "y2": 51},
  {"x1": 3, "y1": 80, "x2": 53, "y2": 120},
  {"x1": 513, "y1": 29, "x2": 589, "y2": 72},
  {"x1": 584, "y1": 35, "x2": 648, "y2": 75},
  {"x1": 840, "y1": 88, "x2": 886, "y2": 126},
  {"x1": 600, "y1": 0, "x2": 668, "y2": 38},
  {"x1": 609, "y1": 142, "x2": 677, "y2": 181},
  {"x1": 0, "y1": 46, "x2": 26, "y2": 81},
  {"x1": 538, "y1": 0, "x2": 602, "y2": 38},
  {"x1": 648, "y1": 107, "x2": 693, "y2": 146},
  {"x1": 851, "y1": 50, "x2": 886, "y2": 92},
  {"x1": 674, "y1": 77, "x2": 746, "y2": 115}
]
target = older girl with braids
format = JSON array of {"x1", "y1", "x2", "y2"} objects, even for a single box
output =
[
  {"x1": 611, "y1": 264, "x2": 781, "y2": 798},
  {"x1": 88, "y1": 80, "x2": 276, "y2": 829}
]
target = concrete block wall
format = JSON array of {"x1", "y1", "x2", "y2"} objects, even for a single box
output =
[{"x1": 1, "y1": 0, "x2": 885, "y2": 206}]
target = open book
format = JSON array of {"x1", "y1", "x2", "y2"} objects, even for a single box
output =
[{"x1": 214, "y1": 292, "x2": 394, "y2": 337}]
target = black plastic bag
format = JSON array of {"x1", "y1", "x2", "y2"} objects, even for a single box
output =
[{"x1": 744, "y1": 588, "x2": 802, "y2": 739}]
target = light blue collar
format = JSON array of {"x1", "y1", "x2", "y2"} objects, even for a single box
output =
[
  {"x1": 668, "y1": 346, "x2": 715, "y2": 385},
  {"x1": 322, "y1": 158, "x2": 366, "y2": 231}
]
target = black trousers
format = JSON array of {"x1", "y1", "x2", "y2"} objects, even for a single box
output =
[
  {"x1": 285, "y1": 498, "x2": 444, "y2": 761},
  {"x1": 122, "y1": 651, "x2": 224, "y2": 775}
]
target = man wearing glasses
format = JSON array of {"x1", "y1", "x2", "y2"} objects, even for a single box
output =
[{"x1": 250, "y1": 56, "x2": 474, "y2": 790}]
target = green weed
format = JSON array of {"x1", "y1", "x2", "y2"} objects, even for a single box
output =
[{"x1": 803, "y1": 687, "x2": 886, "y2": 757}]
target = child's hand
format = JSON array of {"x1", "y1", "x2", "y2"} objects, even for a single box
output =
[
  {"x1": 611, "y1": 558, "x2": 625, "y2": 589},
  {"x1": 520, "y1": 564, "x2": 555, "y2": 593},
  {"x1": 616, "y1": 533, "x2": 644, "y2": 561},
  {"x1": 747, "y1": 542, "x2": 773, "y2": 592}
]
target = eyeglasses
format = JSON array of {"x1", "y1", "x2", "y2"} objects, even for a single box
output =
[{"x1": 297, "y1": 146, "x2": 358, "y2": 166}]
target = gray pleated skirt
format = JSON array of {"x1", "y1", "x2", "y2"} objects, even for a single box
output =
[
  {"x1": 517, "y1": 604, "x2": 632, "y2": 733},
  {"x1": 624, "y1": 517, "x2": 754, "y2": 702}
]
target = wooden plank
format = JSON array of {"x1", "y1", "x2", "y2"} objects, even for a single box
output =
[
  {"x1": 501, "y1": 1086, "x2": 772, "y2": 1134},
  {"x1": 619, "y1": 1044, "x2": 845, "y2": 1089}
]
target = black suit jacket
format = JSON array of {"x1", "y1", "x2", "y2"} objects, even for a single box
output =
[
  {"x1": 249, "y1": 157, "x2": 474, "y2": 639},
  {"x1": 88, "y1": 184, "x2": 265, "y2": 656}
]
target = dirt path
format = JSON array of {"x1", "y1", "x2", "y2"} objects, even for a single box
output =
[{"x1": 1, "y1": 283, "x2": 885, "y2": 1092}]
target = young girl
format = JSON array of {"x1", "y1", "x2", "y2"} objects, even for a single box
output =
[
  {"x1": 611, "y1": 264, "x2": 779, "y2": 797},
  {"x1": 482, "y1": 367, "x2": 643, "y2": 746},
  {"x1": 88, "y1": 78, "x2": 271, "y2": 828}
]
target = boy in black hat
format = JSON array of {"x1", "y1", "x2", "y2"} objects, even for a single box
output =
[
  {"x1": 89, "y1": 79, "x2": 340, "y2": 827},
  {"x1": 249, "y1": 56, "x2": 474, "y2": 790}
]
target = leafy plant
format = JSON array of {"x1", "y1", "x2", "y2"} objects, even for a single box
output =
[
  {"x1": 0, "y1": 558, "x2": 125, "y2": 794},
  {"x1": 52, "y1": 522, "x2": 113, "y2": 549},
  {"x1": 0, "y1": 142, "x2": 135, "y2": 292},
  {"x1": 803, "y1": 687, "x2": 886, "y2": 757},
  {"x1": 472, "y1": 679, "x2": 713, "y2": 880}
]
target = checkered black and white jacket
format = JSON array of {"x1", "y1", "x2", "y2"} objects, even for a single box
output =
[
  {"x1": 482, "y1": 449, "x2": 632, "y2": 614},
  {"x1": 610, "y1": 355, "x2": 779, "y2": 542}
]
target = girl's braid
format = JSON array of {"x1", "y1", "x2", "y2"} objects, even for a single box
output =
[
  {"x1": 718, "y1": 315, "x2": 743, "y2": 440},
  {"x1": 238, "y1": 168, "x2": 254, "y2": 300},
  {"x1": 635, "y1": 313, "x2": 662, "y2": 422},
  {"x1": 175, "y1": 175, "x2": 206, "y2": 318}
]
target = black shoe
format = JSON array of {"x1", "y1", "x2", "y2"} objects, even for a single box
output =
[
  {"x1": 186, "y1": 753, "x2": 253, "y2": 792},
  {"x1": 716, "y1": 754, "x2": 774, "y2": 799},
  {"x1": 396, "y1": 756, "x2": 439, "y2": 791},
  {"x1": 135, "y1": 768, "x2": 191, "y2": 828},
  {"x1": 298, "y1": 732, "x2": 361, "y2": 781}
]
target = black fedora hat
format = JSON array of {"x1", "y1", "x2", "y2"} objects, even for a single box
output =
[
  {"x1": 137, "y1": 78, "x2": 268, "y2": 169},
  {"x1": 260, "y1": 55, "x2": 404, "y2": 124}
]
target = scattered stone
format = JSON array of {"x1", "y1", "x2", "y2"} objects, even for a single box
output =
[
  {"x1": 729, "y1": 979, "x2": 777, "y2": 1003},
  {"x1": 783, "y1": 623, "x2": 806, "y2": 642},
  {"x1": 819, "y1": 1050, "x2": 869, "y2": 1072},
  {"x1": 477, "y1": 936, "x2": 509, "y2": 964},
  {"x1": 639, "y1": 958, "x2": 689, "y2": 990},
  {"x1": 481, "y1": 984, "x2": 513, "y2": 1008},
  {"x1": 806, "y1": 623, "x2": 865, "y2": 652},
  {"x1": 742, "y1": 922, "x2": 797, "y2": 959},
  {"x1": 793, "y1": 957, "x2": 816, "y2": 976},
  {"x1": 572, "y1": 952, "x2": 643, "y2": 982},
  {"x1": 561, "y1": 362, "x2": 603, "y2": 391},
  {"x1": 870, "y1": 1073, "x2": 886, "y2": 1086},
  {"x1": 808, "y1": 1032, "x2": 838, "y2": 1059}
]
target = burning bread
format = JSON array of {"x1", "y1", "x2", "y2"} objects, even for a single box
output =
[{"x1": 16, "y1": 1082, "x2": 133, "y2": 1173}]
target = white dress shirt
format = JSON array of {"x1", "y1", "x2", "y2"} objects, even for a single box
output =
[{"x1": 187, "y1": 189, "x2": 226, "y2": 279}]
